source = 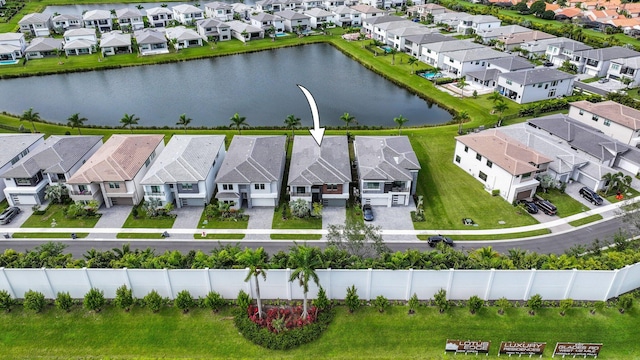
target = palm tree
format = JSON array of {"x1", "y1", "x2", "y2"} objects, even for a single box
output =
[
  {"x1": 229, "y1": 112, "x2": 248, "y2": 134},
  {"x1": 67, "y1": 113, "x2": 88, "y2": 135},
  {"x1": 492, "y1": 100, "x2": 509, "y2": 126},
  {"x1": 120, "y1": 113, "x2": 140, "y2": 133},
  {"x1": 176, "y1": 113, "x2": 192, "y2": 133},
  {"x1": 454, "y1": 110, "x2": 470, "y2": 135},
  {"x1": 288, "y1": 245, "x2": 323, "y2": 319},
  {"x1": 455, "y1": 77, "x2": 468, "y2": 97},
  {"x1": 488, "y1": 91, "x2": 502, "y2": 104},
  {"x1": 20, "y1": 108, "x2": 40, "y2": 133},
  {"x1": 393, "y1": 115, "x2": 408, "y2": 135},
  {"x1": 236, "y1": 247, "x2": 268, "y2": 319},
  {"x1": 340, "y1": 112, "x2": 356, "y2": 134},
  {"x1": 136, "y1": 4, "x2": 144, "y2": 9},
  {"x1": 407, "y1": 57, "x2": 418, "y2": 74},
  {"x1": 284, "y1": 114, "x2": 301, "y2": 138},
  {"x1": 389, "y1": 47, "x2": 397, "y2": 65}
]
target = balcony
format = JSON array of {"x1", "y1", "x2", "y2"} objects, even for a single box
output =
[{"x1": 71, "y1": 190, "x2": 93, "y2": 196}]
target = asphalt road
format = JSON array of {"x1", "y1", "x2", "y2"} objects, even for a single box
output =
[{"x1": 0, "y1": 216, "x2": 628, "y2": 258}]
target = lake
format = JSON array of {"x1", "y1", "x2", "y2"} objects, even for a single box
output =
[{"x1": 0, "y1": 44, "x2": 451, "y2": 129}]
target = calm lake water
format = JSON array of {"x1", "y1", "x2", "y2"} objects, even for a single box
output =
[{"x1": 0, "y1": 44, "x2": 451, "y2": 128}]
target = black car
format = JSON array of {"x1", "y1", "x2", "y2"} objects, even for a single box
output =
[
  {"x1": 543, "y1": 61, "x2": 554, "y2": 67},
  {"x1": 517, "y1": 199, "x2": 538, "y2": 214},
  {"x1": 362, "y1": 204, "x2": 374, "y2": 221},
  {"x1": 427, "y1": 235, "x2": 454, "y2": 247},
  {"x1": 534, "y1": 198, "x2": 557, "y2": 216},
  {"x1": 0, "y1": 207, "x2": 20, "y2": 225},
  {"x1": 579, "y1": 187, "x2": 603, "y2": 205}
]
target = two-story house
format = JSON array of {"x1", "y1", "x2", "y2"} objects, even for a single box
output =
[
  {"x1": 288, "y1": 136, "x2": 351, "y2": 208},
  {"x1": 18, "y1": 13, "x2": 52, "y2": 37},
  {"x1": 607, "y1": 55, "x2": 640, "y2": 87},
  {"x1": 275, "y1": 10, "x2": 311, "y2": 33},
  {"x1": 100, "y1": 31, "x2": 132, "y2": 56},
  {"x1": 214, "y1": 135, "x2": 286, "y2": 209},
  {"x1": 164, "y1": 26, "x2": 203, "y2": 49},
  {"x1": 146, "y1": 7, "x2": 174, "y2": 28},
  {"x1": 63, "y1": 28, "x2": 97, "y2": 56},
  {"x1": 574, "y1": 46, "x2": 640, "y2": 78},
  {"x1": 334, "y1": 5, "x2": 362, "y2": 27},
  {"x1": 141, "y1": 135, "x2": 226, "y2": 208},
  {"x1": 419, "y1": 39, "x2": 483, "y2": 69},
  {"x1": 250, "y1": 13, "x2": 285, "y2": 34},
  {"x1": 304, "y1": 8, "x2": 336, "y2": 29},
  {"x1": 66, "y1": 135, "x2": 165, "y2": 208},
  {"x1": 83, "y1": 10, "x2": 113, "y2": 33},
  {"x1": 205, "y1": 1, "x2": 235, "y2": 21},
  {"x1": 135, "y1": 29, "x2": 169, "y2": 55},
  {"x1": 0, "y1": 134, "x2": 44, "y2": 202},
  {"x1": 441, "y1": 47, "x2": 511, "y2": 77},
  {"x1": 1, "y1": 136, "x2": 103, "y2": 207},
  {"x1": 256, "y1": 0, "x2": 287, "y2": 13},
  {"x1": 454, "y1": 129, "x2": 552, "y2": 202},
  {"x1": 52, "y1": 14, "x2": 82, "y2": 33},
  {"x1": 456, "y1": 14, "x2": 501, "y2": 35},
  {"x1": 496, "y1": 68, "x2": 575, "y2": 104},
  {"x1": 354, "y1": 136, "x2": 421, "y2": 207},
  {"x1": 403, "y1": 32, "x2": 454, "y2": 58},
  {"x1": 545, "y1": 38, "x2": 592, "y2": 67},
  {"x1": 172, "y1": 4, "x2": 204, "y2": 25},
  {"x1": 0, "y1": 33, "x2": 26, "y2": 61},
  {"x1": 115, "y1": 8, "x2": 145, "y2": 32},
  {"x1": 196, "y1": 18, "x2": 232, "y2": 41},
  {"x1": 568, "y1": 100, "x2": 640, "y2": 146}
]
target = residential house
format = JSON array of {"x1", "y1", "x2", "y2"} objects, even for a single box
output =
[
  {"x1": 457, "y1": 14, "x2": 501, "y2": 35},
  {"x1": 545, "y1": 38, "x2": 592, "y2": 67},
  {"x1": 351, "y1": 4, "x2": 386, "y2": 19},
  {"x1": 205, "y1": 2, "x2": 234, "y2": 21},
  {"x1": 361, "y1": 15, "x2": 402, "y2": 37},
  {"x1": 172, "y1": 4, "x2": 204, "y2": 25},
  {"x1": 573, "y1": 46, "x2": 640, "y2": 77},
  {"x1": 554, "y1": 7, "x2": 583, "y2": 20},
  {"x1": 25, "y1": 37, "x2": 63, "y2": 59},
  {"x1": 385, "y1": 25, "x2": 435, "y2": 50},
  {"x1": 135, "y1": 29, "x2": 169, "y2": 55},
  {"x1": 256, "y1": 0, "x2": 287, "y2": 12},
  {"x1": 0, "y1": 134, "x2": 44, "y2": 202},
  {"x1": 304, "y1": 8, "x2": 335, "y2": 29},
  {"x1": 403, "y1": 32, "x2": 454, "y2": 58},
  {"x1": 323, "y1": 0, "x2": 346, "y2": 11},
  {"x1": 496, "y1": 68, "x2": 575, "y2": 104},
  {"x1": 465, "y1": 68, "x2": 501, "y2": 90},
  {"x1": 1, "y1": 136, "x2": 103, "y2": 207},
  {"x1": 302, "y1": 0, "x2": 324, "y2": 10},
  {"x1": 232, "y1": 3, "x2": 253, "y2": 21},
  {"x1": 412, "y1": 3, "x2": 446, "y2": 22},
  {"x1": 115, "y1": 8, "x2": 145, "y2": 31},
  {"x1": 495, "y1": 30, "x2": 556, "y2": 51},
  {"x1": 18, "y1": 13, "x2": 52, "y2": 37},
  {"x1": 250, "y1": 13, "x2": 285, "y2": 34},
  {"x1": 288, "y1": 136, "x2": 351, "y2": 208},
  {"x1": 63, "y1": 28, "x2": 97, "y2": 56},
  {"x1": 146, "y1": 7, "x2": 174, "y2": 28},
  {"x1": 432, "y1": 11, "x2": 466, "y2": 31},
  {"x1": 441, "y1": 47, "x2": 511, "y2": 77},
  {"x1": 474, "y1": 24, "x2": 531, "y2": 45},
  {"x1": 454, "y1": 130, "x2": 552, "y2": 202},
  {"x1": 83, "y1": 10, "x2": 113, "y2": 33},
  {"x1": 51, "y1": 14, "x2": 82, "y2": 33},
  {"x1": 66, "y1": 135, "x2": 165, "y2": 208},
  {"x1": 227, "y1": 21, "x2": 265, "y2": 42},
  {"x1": 607, "y1": 55, "x2": 640, "y2": 86},
  {"x1": 419, "y1": 39, "x2": 483, "y2": 68},
  {"x1": 518, "y1": 36, "x2": 569, "y2": 59},
  {"x1": 354, "y1": 136, "x2": 421, "y2": 207},
  {"x1": 0, "y1": 33, "x2": 26, "y2": 61},
  {"x1": 486, "y1": 56, "x2": 535, "y2": 73},
  {"x1": 165, "y1": 26, "x2": 203, "y2": 49},
  {"x1": 214, "y1": 135, "x2": 286, "y2": 209},
  {"x1": 196, "y1": 18, "x2": 232, "y2": 41},
  {"x1": 372, "y1": 18, "x2": 421, "y2": 44},
  {"x1": 334, "y1": 5, "x2": 362, "y2": 27},
  {"x1": 275, "y1": 10, "x2": 312, "y2": 33},
  {"x1": 360, "y1": 0, "x2": 383, "y2": 9},
  {"x1": 100, "y1": 31, "x2": 132, "y2": 56},
  {"x1": 141, "y1": 135, "x2": 226, "y2": 208},
  {"x1": 568, "y1": 100, "x2": 640, "y2": 146}
]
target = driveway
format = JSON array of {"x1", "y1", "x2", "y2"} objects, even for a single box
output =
[
  {"x1": 0, "y1": 206, "x2": 32, "y2": 234},
  {"x1": 245, "y1": 207, "x2": 275, "y2": 240},
  {"x1": 171, "y1": 206, "x2": 204, "y2": 239},
  {"x1": 368, "y1": 199, "x2": 417, "y2": 241},
  {"x1": 322, "y1": 207, "x2": 346, "y2": 240},
  {"x1": 89, "y1": 205, "x2": 132, "y2": 239}
]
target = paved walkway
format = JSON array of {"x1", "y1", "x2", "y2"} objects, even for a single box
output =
[{"x1": 245, "y1": 207, "x2": 275, "y2": 240}]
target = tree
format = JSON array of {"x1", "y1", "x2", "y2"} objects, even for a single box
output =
[
  {"x1": 393, "y1": 115, "x2": 409, "y2": 135},
  {"x1": 236, "y1": 247, "x2": 268, "y2": 319},
  {"x1": 488, "y1": 91, "x2": 502, "y2": 104},
  {"x1": 468, "y1": 295, "x2": 484, "y2": 314},
  {"x1": 559, "y1": 298, "x2": 573, "y2": 316},
  {"x1": 284, "y1": 114, "x2": 301, "y2": 137},
  {"x1": 55, "y1": 292, "x2": 74, "y2": 312},
  {"x1": 326, "y1": 219, "x2": 389, "y2": 258},
  {"x1": 454, "y1": 110, "x2": 470, "y2": 135},
  {"x1": 492, "y1": 100, "x2": 509, "y2": 126},
  {"x1": 202, "y1": 291, "x2": 225, "y2": 312},
  {"x1": 265, "y1": 25, "x2": 275, "y2": 41},
  {"x1": 288, "y1": 245, "x2": 323, "y2": 319},
  {"x1": 0, "y1": 290, "x2": 14, "y2": 312},
  {"x1": 67, "y1": 113, "x2": 88, "y2": 134},
  {"x1": 24, "y1": 290, "x2": 46, "y2": 313},
  {"x1": 120, "y1": 113, "x2": 140, "y2": 133},
  {"x1": 44, "y1": 184, "x2": 69, "y2": 204},
  {"x1": 389, "y1": 47, "x2": 397, "y2": 65},
  {"x1": 529, "y1": 0, "x2": 546, "y2": 16},
  {"x1": 496, "y1": 297, "x2": 511, "y2": 315},
  {"x1": 229, "y1": 112, "x2": 248, "y2": 134},
  {"x1": 114, "y1": 285, "x2": 134, "y2": 311},
  {"x1": 345, "y1": 285, "x2": 360, "y2": 313},
  {"x1": 455, "y1": 77, "x2": 468, "y2": 97},
  {"x1": 513, "y1": 0, "x2": 529, "y2": 13},
  {"x1": 373, "y1": 295, "x2": 389, "y2": 313},
  {"x1": 21, "y1": 108, "x2": 40, "y2": 133},
  {"x1": 340, "y1": 112, "x2": 357, "y2": 134},
  {"x1": 175, "y1": 290, "x2": 194, "y2": 313},
  {"x1": 84, "y1": 288, "x2": 106, "y2": 312},
  {"x1": 541, "y1": 10, "x2": 556, "y2": 19},
  {"x1": 527, "y1": 293, "x2": 543, "y2": 315},
  {"x1": 434, "y1": 289, "x2": 449, "y2": 313},
  {"x1": 407, "y1": 56, "x2": 418, "y2": 74},
  {"x1": 176, "y1": 113, "x2": 191, "y2": 133},
  {"x1": 144, "y1": 290, "x2": 165, "y2": 313},
  {"x1": 312, "y1": 287, "x2": 330, "y2": 311}
]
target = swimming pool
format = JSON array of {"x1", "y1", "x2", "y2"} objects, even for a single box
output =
[
  {"x1": 275, "y1": 33, "x2": 289, "y2": 37},
  {"x1": 420, "y1": 72, "x2": 443, "y2": 80},
  {"x1": 0, "y1": 59, "x2": 19, "y2": 65}
]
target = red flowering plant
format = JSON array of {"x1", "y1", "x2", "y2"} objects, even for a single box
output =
[{"x1": 247, "y1": 304, "x2": 318, "y2": 333}]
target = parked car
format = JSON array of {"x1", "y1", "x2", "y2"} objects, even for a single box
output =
[
  {"x1": 598, "y1": 78, "x2": 610, "y2": 84},
  {"x1": 517, "y1": 199, "x2": 538, "y2": 214},
  {"x1": 534, "y1": 198, "x2": 557, "y2": 216},
  {"x1": 427, "y1": 235, "x2": 454, "y2": 247},
  {"x1": 543, "y1": 61, "x2": 554, "y2": 67},
  {"x1": 0, "y1": 207, "x2": 20, "y2": 225},
  {"x1": 579, "y1": 187, "x2": 603, "y2": 205},
  {"x1": 362, "y1": 204, "x2": 374, "y2": 221}
]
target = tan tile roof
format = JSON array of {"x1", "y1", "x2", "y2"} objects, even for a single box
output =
[
  {"x1": 67, "y1": 134, "x2": 164, "y2": 184},
  {"x1": 456, "y1": 129, "x2": 552, "y2": 176},
  {"x1": 571, "y1": 100, "x2": 640, "y2": 130},
  {"x1": 556, "y1": 8, "x2": 582, "y2": 17},
  {"x1": 610, "y1": 18, "x2": 640, "y2": 27}
]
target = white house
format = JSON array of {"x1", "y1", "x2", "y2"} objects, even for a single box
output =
[
  {"x1": 275, "y1": 10, "x2": 312, "y2": 33},
  {"x1": 18, "y1": 13, "x2": 52, "y2": 37},
  {"x1": 232, "y1": 3, "x2": 253, "y2": 21},
  {"x1": 172, "y1": 4, "x2": 204, "y2": 25},
  {"x1": 205, "y1": 1, "x2": 234, "y2": 21},
  {"x1": 146, "y1": 7, "x2": 174, "y2": 28},
  {"x1": 67, "y1": 135, "x2": 165, "y2": 208},
  {"x1": 141, "y1": 135, "x2": 226, "y2": 208},
  {"x1": 302, "y1": 0, "x2": 325, "y2": 11},
  {"x1": 607, "y1": 56, "x2": 640, "y2": 86},
  {"x1": 63, "y1": 28, "x2": 97, "y2": 56},
  {"x1": 165, "y1": 26, "x2": 203, "y2": 49},
  {"x1": 1, "y1": 136, "x2": 103, "y2": 207},
  {"x1": 574, "y1": 46, "x2": 640, "y2": 78},
  {"x1": 100, "y1": 31, "x2": 132, "y2": 56},
  {"x1": 214, "y1": 136, "x2": 286, "y2": 209},
  {"x1": 334, "y1": 5, "x2": 362, "y2": 27},
  {"x1": 0, "y1": 134, "x2": 44, "y2": 203},
  {"x1": 419, "y1": 39, "x2": 483, "y2": 68},
  {"x1": 304, "y1": 8, "x2": 336, "y2": 29},
  {"x1": 385, "y1": 24, "x2": 435, "y2": 50},
  {"x1": 454, "y1": 129, "x2": 552, "y2": 202},
  {"x1": 115, "y1": 8, "x2": 145, "y2": 31},
  {"x1": 440, "y1": 47, "x2": 511, "y2": 77},
  {"x1": 456, "y1": 14, "x2": 500, "y2": 35},
  {"x1": 354, "y1": 136, "x2": 421, "y2": 207},
  {"x1": 544, "y1": 38, "x2": 592, "y2": 67},
  {"x1": 403, "y1": 32, "x2": 454, "y2": 58},
  {"x1": 83, "y1": 10, "x2": 113, "y2": 33},
  {"x1": 496, "y1": 68, "x2": 575, "y2": 104},
  {"x1": 351, "y1": 4, "x2": 386, "y2": 19},
  {"x1": 568, "y1": 100, "x2": 640, "y2": 146},
  {"x1": 0, "y1": 33, "x2": 26, "y2": 61},
  {"x1": 372, "y1": 18, "x2": 421, "y2": 43},
  {"x1": 196, "y1": 19, "x2": 232, "y2": 41},
  {"x1": 25, "y1": 37, "x2": 63, "y2": 59},
  {"x1": 227, "y1": 21, "x2": 264, "y2": 42},
  {"x1": 323, "y1": 0, "x2": 346, "y2": 11},
  {"x1": 52, "y1": 14, "x2": 82, "y2": 33},
  {"x1": 135, "y1": 29, "x2": 169, "y2": 55},
  {"x1": 256, "y1": 0, "x2": 287, "y2": 12},
  {"x1": 250, "y1": 13, "x2": 285, "y2": 34}
]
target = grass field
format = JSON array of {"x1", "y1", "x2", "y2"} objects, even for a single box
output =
[
  {"x1": 20, "y1": 204, "x2": 100, "y2": 228},
  {"x1": 0, "y1": 304, "x2": 637, "y2": 359}
]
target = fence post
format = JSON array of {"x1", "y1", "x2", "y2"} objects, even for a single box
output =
[
  {"x1": 0, "y1": 268, "x2": 16, "y2": 298},
  {"x1": 42, "y1": 267, "x2": 55, "y2": 299},
  {"x1": 204, "y1": 267, "x2": 212, "y2": 293},
  {"x1": 366, "y1": 268, "x2": 373, "y2": 301},
  {"x1": 524, "y1": 269, "x2": 536, "y2": 300},
  {"x1": 286, "y1": 268, "x2": 292, "y2": 301},
  {"x1": 122, "y1": 267, "x2": 132, "y2": 288},
  {"x1": 446, "y1": 268, "x2": 454, "y2": 297},
  {"x1": 563, "y1": 269, "x2": 578, "y2": 299},
  {"x1": 604, "y1": 269, "x2": 619, "y2": 301},
  {"x1": 484, "y1": 268, "x2": 495, "y2": 301},
  {"x1": 326, "y1": 268, "x2": 332, "y2": 300},
  {"x1": 405, "y1": 268, "x2": 413, "y2": 301},
  {"x1": 164, "y1": 268, "x2": 174, "y2": 300},
  {"x1": 614, "y1": 265, "x2": 631, "y2": 299},
  {"x1": 83, "y1": 267, "x2": 93, "y2": 290},
  {"x1": 244, "y1": 268, "x2": 252, "y2": 298}
]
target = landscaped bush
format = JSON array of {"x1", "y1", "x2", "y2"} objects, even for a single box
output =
[
  {"x1": 290, "y1": 198, "x2": 310, "y2": 218},
  {"x1": 55, "y1": 292, "x2": 73, "y2": 312},
  {"x1": 201, "y1": 291, "x2": 226, "y2": 312},
  {"x1": 175, "y1": 290, "x2": 194, "y2": 313},
  {"x1": 143, "y1": 290, "x2": 165, "y2": 313},
  {"x1": 345, "y1": 285, "x2": 360, "y2": 313},
  {"x1": 114, "y1": 285, "x2": 134, "y2": 311},
  {"x1": 312, "y1": 287, "x2": 330, "y2": 311},
  {"x1": 236, "y1": 290, "x2": 251, "y2": 311},
  {"x1": 559, "y1": 298, "x2": 573, "y2": 316},
  {"x1": 0, "y1": 290, "x2": 14, "y2": 312},
  {"x1": 468, "y1": 295, "x2": 484, "y2": 314},
  {"x1": 373, "y1": 295, "x2": 389, "y2": 313},
  {"x1": 84, "y1": 288, "x2": 106, "y2": 312},
  {"x1": 527, "y1": 294, "x2": 543, "y2": 315},
  {"x1": 434, "y1": 289, "x2": 449, "y2": 313},
  {"x1": 408, "y1": 293, "x2": 419, "y2": 314},
  {"x1": 23, "y1": 290, "x2": 46, "y2": 313},
  {"x1": 618, "y1": 294, "x2": 634, "y2": 313},
  {"x1": 496, "y1": 297, "x2": 511, "y2": 315}
]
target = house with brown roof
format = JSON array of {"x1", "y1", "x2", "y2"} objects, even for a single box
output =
[
  {"x1": 454, "y1": 129, "x2": 552, "y2": 202},
  {"x1": 568, "y1": 100, "x2": 640, "y2": 146},
  {"x1": 66, "y1": 135, "x2": 165, "y2": 208}
]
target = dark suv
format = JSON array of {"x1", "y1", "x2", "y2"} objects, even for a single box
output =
[
  {"x1": 517, "y1": 199, "x2": 538, "y2": 214},
  {"x1": 579, "y1": 187, "x2": 603, "y2": 205},
  {"x1": 0, "y1": 207, "x2": 20, "y2": 225},
  {"x1": 534, "y1": 198, "x2": 557, "y2": 216},
  {"x1": 427, "y1": 235, "x2": 454, "y2": 247}
]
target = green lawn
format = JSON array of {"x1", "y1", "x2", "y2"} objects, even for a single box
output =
[
  {"x1": 270, "y1": 234, "x2": 323, "y2": 240},
  {"x1": 21, "y1": 204, "x2": 100, "y2": 228},
  {"x1": 116, "y1": 233, "x2": 164, "y2": 239},
  {"x1": 0, "y1": 304, "x2": 638, "y2": 359},
  {"x1": 536, "y1": 189, "x2": 592, "y2": 218},
  {"x1": 196, "y1": 211, "x2": 249, "y2": 230},
  {"x1": 196, "y1": 233, "x2": 246, "y2": 239},
  {"x1": 121, "y1": 210, "x2": 176, "y2": 229},
  {"x1": 10, "y1": 232, "x2": 88, "y2": 238},
  {"x1": 569, "y1": 214, "x2": 604, "y2": 227}
]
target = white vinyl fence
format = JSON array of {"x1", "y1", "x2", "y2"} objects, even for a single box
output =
[{"x1": 1, "y1": 263, "x2": 639, "y2": 301}]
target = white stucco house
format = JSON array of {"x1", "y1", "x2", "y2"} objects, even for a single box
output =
[
  {"x1": 196, "y1": 19, "x2": 232, "y2": 41},
  {"x1": 172, "y1": 4, "x2": 205, "y2": 25},
  {"x1": 275, "y1": 10, "x2": 312, "y2": 33},
  {"x1": 25, "y1": 37, "x2": 63, "y2": 59},
  {"x1": 146, "y1": 7, "x2": 174, "y2": 28},
  {"x1": 165, "y1": 26, "x2": 203, "y2": 49},
  {"x1": 52, "y1": 14, "x2": 82, "y2": 32},
  {"x1": 83, "y1": 10, "x2": 113, "y2": 33},
  {"x1": 205, "y1": 1, "x2": 235, "y2": 21},
  {"x1": 63, "y1": 28, "x2": 97, "y2": 56},
  {"x1": 574, "y1": 46, "x2": 640, "y2": 78},
  {"x1": 0, "y1": 134, "x2": 44, "y2": 203},
  {"x1": 18, "y1": 13, "x2": 52, "y2": 37},
  {"x1": 607, "y1": 56, "x2": 640, "y2": 87},
  {"x1": 135, "y1": 29, "x2": 169, "y2": 55},
  {"x1": 456, "y1": 14, "x2": 500, "y2": 35},
  {"x1": 250, "y1": 13, "x2": 285, "y2": 34},
  {"x1": 115, "y1": 8, "x2": 145, "y2": 31},
  {"x1": 0, "y1": 33, "x2": 26, "y2": 61},
  {"x1": 568, "y1": 100, "x2": 640, "y2": 147},
  {"x1": 227, "y1": 21, "x2": 264, "y2": 42},
  {"x1": 100, "y1": 31, "x2": 132, "y2": 56},
  {"x1": 496, "y1": 68, "x2": 575, "y2": 104},
  {"x1": 304, "y1": 8, "x2": 336, "y2": 29}
]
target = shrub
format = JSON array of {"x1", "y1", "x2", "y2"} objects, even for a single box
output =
[
  {"x1": 24, "y1": 290, "x2": 46, "y2": 313},
  {"x1": 618, "y1": 294, "x2": 634, "y2": 313},
  {"x1": 373, "y1": 295, "x2": 389, "y2": 313},
  {"x1": 559, "y1": 298, "x2": 574, "y2": 316},
  {"x1": 496, "y1": 297, "x2": 511, "y2": 315},
  {"x1": 237, "y1": 290, "x2": 251, "y2": 311},
  {"x1": 591, "y1": 300, "x2": 606, "y2": 314},
  {"x1": 84, "y1": 288, "x2": 106, "y2": 312},
  {"x1": 345, "y1": 285, "x2": 360, "y2": 313},
  {"x1": 468, "y1": 295, "x2": 484, "y2": 314},
  {"x1": 290, "y1": 198, "x2": 309, "y2": 218},
  {"x1": 527, "y1": 294, "x2": 543, "y2": 315},
  {"x1": 312, "y1": 287, "x2": 330, "y2": 311},
  {"x1": 175, "y1": 290, "x2": 194, "y2": 313},
  {"x1": 408, "y1": 293, "x2": 419, "y2": 314},
  {"x1": 114, "y1": 285, "x2": 134, "y2": 311},
  {"x1": 202, "y1": 291, "x2": 225, "y2": 312},
  {"x1": 0, "y1": 290, "x2": 14, "y2": 312},
  {"x1": 144, "y1": 290, "x2": 165, "y2": 313},
  {"x1": 55, "y1": 292, "x2": 73, "y2": 312},
  {"x1": 434, "y1": 289, "x2": 449, "y2": 313}
]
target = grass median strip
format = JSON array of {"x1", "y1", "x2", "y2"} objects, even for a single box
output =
[
  {"x1": 270, "y1": 234, "x2": 322, "y2": 240},
  {"x1": 417, "y1": 228, "x2": 551, "y2": 241},
  {"x1": 10, "y1": 232, "x2": 88, "y2": 239},
  {"x1": 569, "y1": 214, "x2": 604, "y2": 227}
]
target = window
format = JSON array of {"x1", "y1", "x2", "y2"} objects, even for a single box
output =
[
  {"x1": 551, "y1": 80, "x2": 558, "y2": 86},
  {"x1": 548, "y1": 89, "x2": 556, "y2": 97},
  {"x1": 506, "y1": 79, "x2": 512, "y2": 85},
  {"x1": 537, "y1": 83, "x2": 542, "y2": 88},
  {"x1": 486, "y1": 160, "x2": 492, "y2": 168},
  {"x1": 254, "y1": 183, "x2": 265, "y2": 190},
  {"x1": 464, "y1": 146, "x2": 469, "y2": 152},
  {"x1": 604, "y1": 119, "x2": 611, "y2": 127},
  {"x1": 612, "y1": 64, "x2": 620, "y2": 71},
  {"x1": 544, "y1": 84, "x2": 548, "y2": 89},
  {"x1": 522, "y1": 172, "x2": 531, "y2": 179},
  {"x1": 150, "y1": 185, "x2": 161, "y2": 194},
  {"x1": 222, "y1": 184, "x2": 232, "y2": 190},
  {"x1": 478, "y1": 171, "x2": 487, "y2": 181},
  {"x1": 592, "y1": 115, "x2": 599, "y2": 121},
  {"x1": 579, "y1": 109, "x2": 584, "y2": 115},
  {"x1": 476, "y1": 153, "x2": 482, "y2": 161},
  {"x1": 181, "y1": 183, "x2": 193, "y2": 190},
  {"x1": 455, "y1": 155, "x2": 461, "y2": 163},
  {"x1": 326, "y1": 184, "x2": 338, "y2": 190},
  {"x1": 108, "y1": 182, "x2": 120, "y2": 189},
  {"x1": 296, "y1": 186, "x2": 306, "y2": 193},
  {"x1": 366, "y1": 182, "x2": 379, "y2": 189}
]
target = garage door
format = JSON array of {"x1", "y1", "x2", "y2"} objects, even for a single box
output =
[
  {"x1": 323, "y1": 198, "x2": 346, "y2": 207},
  {"x1": 576, "y1": 172, "x2": 597, "y2": 189},
  {"x1": 180, "y1": 198, "x2": 203, "y2": 207},
  {"x1": 362, "y1": 196, "x2": 388, "y2": 207},
  {"x1": 251, "y1": 198, "x2": 274, "y2": 207},
  {"x1": 111, "y1": 197, "x2": 133, "y2": 206},
  {"x1": 11, "y1": 194, "x2": 37, "y2": 205},
  {"x1": 516, "y1": 190, "x2": 532, "y2": 200}
]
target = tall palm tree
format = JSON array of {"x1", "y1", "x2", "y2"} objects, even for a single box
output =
[
  {"x1": 454, "y1": 110, "x2": 470, "y2": 135},
  {"x1": 176, "y1": 113, "x2": 192, "y2": 133},
  {"x1": 389, "y1": 47, "x2": 397, "y2": 65},
  {"x1": 488, "y1": 91, "x2": 502, "y2": 104},
  {"x1": 20, "y1": 108, "x2": 40, "y2": 133},
  {"x1": 67, "y1": 113, "x2": 88, "y2": 135},
  {"x1": 229, "y1": 112, "x2": 248, "y2": 134},
  {"x1": 393, "y1": 115, "x2": 408, "y2": 135},
  {"x1": 236, "y1": 247, "x2": 268, "y2": 319},
  {"x1": 284, "y1": 114, "x2": 301, "y2": 138},
  {"x1": 492, "y1": 100, "x2": 509, "y2": 126},
  {"x1": 455, "y1": 77, "x2": 468, "y2": 97},
  {"x1": 407, "y1": 57, "x2": 418, "y2": 74},
  {"x1": 120, "y1": 113, "x2": 140, "y2": 133},
  {"x1": 340, "y1": 112, "x2": 356, "y2": 134},
  {"x1": 288, "y1": 245, "x2": 323, "y2": 319}
]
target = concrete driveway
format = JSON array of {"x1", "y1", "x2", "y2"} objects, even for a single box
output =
[
  {"x1": 368, "y1": 200, "x2": 417, "y2": 241},
  {"x1": 322, "y1": 207, "x2": 346, "y2": 239},
  {"x1": 245, "y1": 207, "x2": 275, "y2": 240},
  {"x1": 89, "y1": 205, "x2": 132, "y2": 238},
  {"x1": 171, "y1": 206, "x2": 204, "y2": 239},
  {"x1": 0, "y1": 206, "x2": 32, "y2": 230}
]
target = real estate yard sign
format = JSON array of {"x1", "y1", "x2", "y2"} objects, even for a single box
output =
[
  {"x1": 553, "y1": 343, "x2": 603, "y2": 357},
  {"x1": 499, "y1": 341, "x2": 546, "y2": 356},
  {"x1": 445, "y1": 339, "x2": 490, "y2": 354}
]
